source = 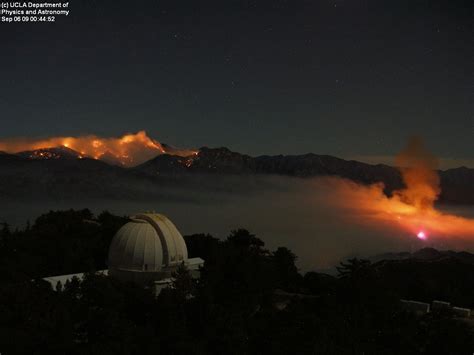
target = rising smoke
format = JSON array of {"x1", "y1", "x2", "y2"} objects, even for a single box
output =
[
  {"x1": 0, "y1": 131, "x2": 196, "y2": 167},
  {"x1": 324, "y1": 137, "x2": 474, "y2": 241},
  {"x1": 0, "y1": 137, "x2": 473, "y2": 270},
  {"x1": 394, "y1": 137, "x2": 440, "y2": 210}
]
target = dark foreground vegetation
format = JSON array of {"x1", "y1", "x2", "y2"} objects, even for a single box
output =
[{"x1": 0, "y1": 210, "x2": 473, "y2": 354}]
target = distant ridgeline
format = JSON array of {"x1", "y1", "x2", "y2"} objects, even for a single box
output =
[{"x1": 0, "y1": 146, "x2": 473, "y2": 204}]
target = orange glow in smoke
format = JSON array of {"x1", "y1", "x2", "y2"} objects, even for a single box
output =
[
  {"x1": 0, "y1": 131, "x2": 198, "y2": 167},
  {"x1": 325, "y1": 137, "x2": 474, "y2": 240}
]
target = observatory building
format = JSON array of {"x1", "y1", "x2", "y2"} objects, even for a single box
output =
[
  {"x1": 108, "y1": 213, "x2": 203, "y2": 285},
  {"x1": 44, "y1": 213, "x2": 204, "y2": 294}
]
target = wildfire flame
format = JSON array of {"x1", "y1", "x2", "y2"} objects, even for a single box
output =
[
  {"x1": 0, "y1": 131, "x2": 197, "y2": 167},
  {"x1": 325, "y1": 137, "x2": 474, "y2": 241}
]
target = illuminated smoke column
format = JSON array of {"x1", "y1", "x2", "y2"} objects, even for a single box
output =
[
  {"x1": 394, "y1": 137, "x2": 440, "y2": 211},
  {"x1": 323, "y1": 137, "x2": 474, "y2": 240},
  {"x1": 0, "y1": 131, "x2": 197, "y2": 167}
]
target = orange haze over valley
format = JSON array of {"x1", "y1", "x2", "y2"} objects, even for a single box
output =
[
  {"x1": 326, "y1": 138, "x2": 474, "y2": 241},
  {"x1": 0, "y1": 133, "x2": 473, "y2": 242}
]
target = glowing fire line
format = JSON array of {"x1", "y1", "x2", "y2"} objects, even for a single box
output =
[{"x1": 0, "y1": 131, "x2": 197, "y2": 167}]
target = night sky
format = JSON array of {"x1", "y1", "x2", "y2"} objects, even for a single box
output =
[{"x1": 1, "y1": 0, "x2": 472, "y2": 166}]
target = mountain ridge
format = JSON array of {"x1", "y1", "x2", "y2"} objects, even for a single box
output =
[
  {"x1": 136, "y1": 147, "x2": 474, "y2": 204},
  {"x1": 2, "y1": 145, "x2": 474, "y2": 204}
]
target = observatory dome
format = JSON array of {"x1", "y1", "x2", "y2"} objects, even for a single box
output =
[{"x1": 108, "y1": 213, "x2": 188, "y2": 283}]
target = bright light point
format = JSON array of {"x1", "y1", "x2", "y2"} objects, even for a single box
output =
[{"x1": 417, "y1": 231, "x2": 427, "y2": 240}]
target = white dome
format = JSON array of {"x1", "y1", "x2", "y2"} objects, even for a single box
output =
[{"x1": 108, "y1": 213, "x2": 188, "y2": 278}]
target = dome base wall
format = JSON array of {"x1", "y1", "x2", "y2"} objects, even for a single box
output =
[{"x1": 109, "y1": 266, "x2": 178, "y2": 285}]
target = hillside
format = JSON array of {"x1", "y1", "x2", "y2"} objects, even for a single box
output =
[{"x1": 0, "y1": 146, "x2": 473, "y2": 204}]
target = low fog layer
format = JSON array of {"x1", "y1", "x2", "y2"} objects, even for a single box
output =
[{"x1": 2, "y1": 174, "x2": 474, "y2": 271}]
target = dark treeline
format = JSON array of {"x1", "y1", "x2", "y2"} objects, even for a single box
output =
[
  {"x1": 0, "y1": 209, "x2": 129, "y2": 283},
  {"x1": 0, "y1": 210, "x2": 473, "y2": 354}
]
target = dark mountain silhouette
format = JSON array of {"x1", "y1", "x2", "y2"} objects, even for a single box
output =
[
  {"x1": 371, "y1": 248, "x2": 474, "y2": 265},
  {"x1": 138, "y1": 147, "x2": 402, "y2": 184},
  {"x1": 0, "y1": 151, "x2": 24, "y2": 162},
  {"x1": 0, "y1": 145, "x2": 473, "y2": 204},
  {"x1": 0, "y1": 154, "x2": 138, "y2": 200},
  {"x1": 370, "y1": 248, "x2": 474, "y2": 307},
  {"x1": 438, "y1": 167, "x2": 474, "y2": 204},
  {"x1": 137, "y1": 147, "x2": 474, "y2": 204}
]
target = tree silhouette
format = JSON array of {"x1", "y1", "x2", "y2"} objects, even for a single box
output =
[
  {"x1": 336, "y1": 258, "x2": 373, "y2": 279},
  {"x1": 272, "y1": 247, "x2": 301, "y2": 291},
  {"x1": 172, "y1": 262, "x2": 195, "y2": 301},
  {"x1": 1, "y1": 210, "x2": 474, "y2": 354},
  {"x1": 226, "y1": 229, "x2": 265, "y2": 253}
]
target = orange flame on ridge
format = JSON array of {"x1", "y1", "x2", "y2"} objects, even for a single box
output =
[{"x1": 0, "y1": 131, "x2": 197, "y2": 167}]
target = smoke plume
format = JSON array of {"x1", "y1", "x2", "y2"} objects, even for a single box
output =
[
  {"x1": 0, "y1": 131, "x2": 196, "y2": 167},
  {"x1": 325, "y1": 137, "x2": 474, "y2": 240},
  {"x1": 394, "y1": 137, "x2": 440, "y2": 210},
  {"x1": 0, "y1": 136, "x2": 473, "y2": 270}
]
